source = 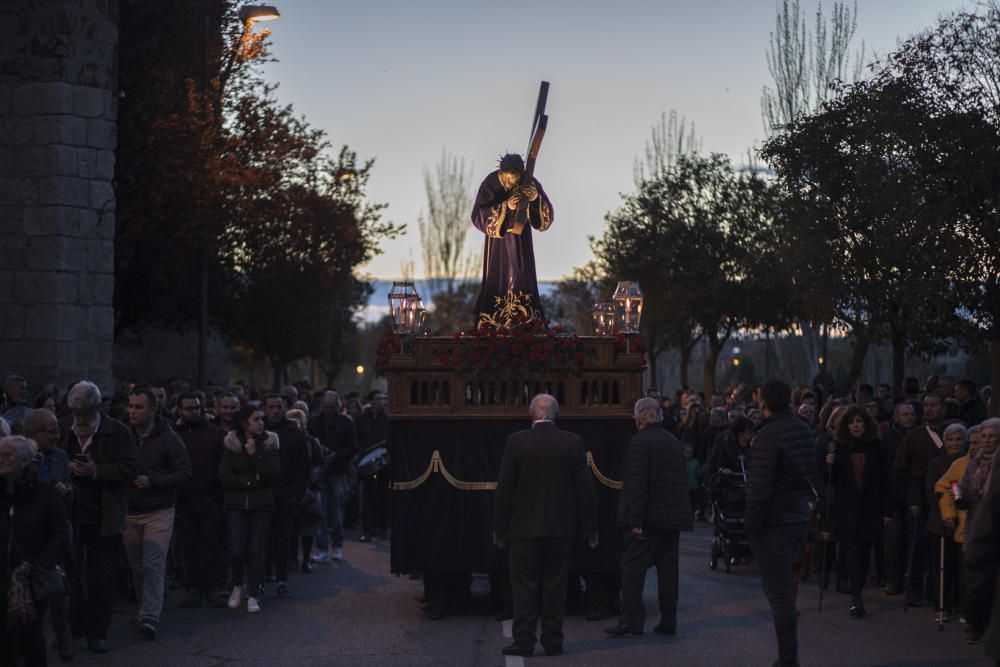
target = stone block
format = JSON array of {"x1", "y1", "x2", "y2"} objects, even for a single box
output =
[
  {"x1": 73, "y1": 86, "x2": 109, "y2": 118},
  {"x1": 86, "y1": 307, "x2": 114, "y2": 340},
  {"x1": 90, "y1": 180, "x2": 115, "y2": 211},
  {"x1": 13, "y1": 82, "x2": 75, "y2": 115},
  {"x1": 34, "y1": 115, "x2": 86, "y2": 146},
  {"x1": 0, "y1": 147, "x2": 12, "y2": 174},
  {"x1": 0, "y1": 177, "x2": 38, "y2": 205},
  {"x1": 77, "y1": 148, "x2": 97, "y2": 178},
  {"x1": 0, "y1": 310, "x2": 28, "y2": 342},
  {"x1": 95, "y1": 210, "x2": 115, "y2": 240},
  {"x1": 0, "y1": 235, "x2": 27, "y2": 270},
  {"x1": 0, "y1": 116, "x2": 34, "y2": 146},
  {"x1": 0, "y1": 271, "x2": 12, "y2": 302},
  {"x1": 25, "y1": 304, "x2": 82, "y2": 341},
  {"x1": 96, "y1": 150, "x2": 115, "y2": 180},
  {"x1": 23, "y1": 206, "x2": 81, "y2": 237},
  {"x1": 0, "y1": 341, "x2": 61, "y2": 368},
  {"x1": 47, "y1": 145, "x2": 79, "y2": 176},
  {"x1": 0, "y1": 84, "x2": 9, "y2": 115},
  {"x1": 26, "y1": 236, "x2": 86, "y2": 271},
  {"x1": 0, "y1": 208, "x2": 21, "y2": 236},
  {"x1": 86, "y1": 118, "x2": 116, "y2": 150},
  {"x1": 14, "y1": 271, "x2": 78, "y2": 304},
  {"x1": 84, "y1": 240, "x2": 113, "y2": 274},
  {"x1": 37, "y1": 176, "x2": 90, "y2": 207}
]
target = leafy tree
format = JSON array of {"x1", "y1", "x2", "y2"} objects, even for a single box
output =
[{"x1": 595, "y1": 154, "x2": 789, "y2": 398}]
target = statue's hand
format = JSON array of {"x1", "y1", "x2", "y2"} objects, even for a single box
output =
[
  {"x1": 506, "y1": 193, "x2": 521, "y2": 210},
  {"x1": 519, "y1": 182, "x2": 538, "y2": 202}
]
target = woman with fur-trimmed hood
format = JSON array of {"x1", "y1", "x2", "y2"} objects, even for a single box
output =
[{"x1": 219, "y1": 404, "x2": 280, "y2": 614}]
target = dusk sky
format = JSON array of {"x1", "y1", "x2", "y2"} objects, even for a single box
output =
[{"x1": 259, "y1": 0, "x2": 968, "y2": 280}]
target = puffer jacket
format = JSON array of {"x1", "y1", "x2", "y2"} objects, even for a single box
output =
[
  {"x1": 219, "y1": 431, "x2": 281, "y2": 511},
  {"x1": 746, "y1": 408, "x2": 816, "y2": 537},
  {"x1": 616, "y1": 425, "x2": 693, "y2": 532}
]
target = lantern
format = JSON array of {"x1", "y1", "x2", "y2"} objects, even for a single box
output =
[
  {"x1": 590, "y1": 302, "x2": 614, "y2": 336},
  {"x1": 388, "y1": 281, "x2": 424, "y2": 335},
  {"x1": 612, "y1": 281, "x2": 643, "y2": 334}
]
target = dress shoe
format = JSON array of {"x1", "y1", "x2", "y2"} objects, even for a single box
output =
[
  {"x1": 653, "y1": 624, "x2": 676, "y2": 635},
  {"x1": 86, "y1": 638, "x2": 109, "y2": 653},
  {"x1": 139, "y1": 619, "x2": 157, "y2": 640},
  {"x1": 56, "y1": 634, "x2": 75, "y2": 661},
  {"x1": 543, "y1": 645, "x2": 563, "y2": 656},
  {"x1": 848, "y1": 598, "x2": 866, "y2": 619},
  {"x1": 276, "y1": 581, "x2": 290, "y2": 597},
  {"x1": 604, "y1": 624, "x2": 643, "y2": 637},
  {"x1": 501, "y1": 643, "x2": 533, "y2": 657}
]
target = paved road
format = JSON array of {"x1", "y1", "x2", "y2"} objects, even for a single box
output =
[{"x1": 61, "y1": 526, "x2": 990, "y2": 666}]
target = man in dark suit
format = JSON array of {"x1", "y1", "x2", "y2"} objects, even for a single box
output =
[
  {"x1": 494, "y1": 394, "x2": 598, "y2": 658},
  {"x1": 605, "y1": 397, "x2": 692, "y2": 637}
]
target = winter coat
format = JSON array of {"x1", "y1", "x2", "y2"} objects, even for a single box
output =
[
  {"x1": 219, "y1": 431, "x2": 281, "y2": 511},
  {"x1": 268, "y1": 418, "x2": 310, "y2": 503},
  {"x1": 617, "y1": 425, "x2": 693, "y2": 532},
  {"x1": 174, "y1": 419, "x2": 226, "y2": 504},
  {"x1": 893, "y1": 423, "x2": 944, "y2": 510},
  {"x1": 828, "y1": 437, "x2": 892, "y2": 544},
  {"x1": 746, "y1": 409, "x2": 816, "y2": 537},
  {"x1": 0, "y1": 468, "x2": 68, "y2": 617},
  {"x1": 935, "y1": 454, "x2": 970, "y2": 543},
  {"x1": 128, "y1": 417, "x2": 192, "y2": 514},
  {"x1": 963, "y1": 467, "x2": 1000, "y2": 660},
  {"x1": 925, "y1": 450, "x2": 963, "y2": 538},
  {"x1": 306, "y1": 413, "x2": 358, "y2": 477}
]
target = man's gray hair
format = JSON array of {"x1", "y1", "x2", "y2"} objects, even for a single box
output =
[
  {"x1": 943, "y1": 422, "x2": 968, "y2": 443},
  {"x1": 67, "y1": 381, "x2": 102, "y2": 412},
  {"x1": 981, "y1": 417, "x2": 1000, "y2": 433},
  {"x1": 529, "y1": 394, "x2": 559, "y2": 422},
  {"x1": 633, "y1": 397, "x2": 663, "y2": 427},
  {"x1": 0, "y1": 435, "x2": 37, "y2": 465}
]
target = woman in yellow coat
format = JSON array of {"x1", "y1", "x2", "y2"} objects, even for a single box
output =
[{"x1": 934, "y1": 425, "x2": 980, "y2": 624}]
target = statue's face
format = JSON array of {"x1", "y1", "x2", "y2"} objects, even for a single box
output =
[{"x1": 499, "y1": 170, "x2": 521, "y2": 190}]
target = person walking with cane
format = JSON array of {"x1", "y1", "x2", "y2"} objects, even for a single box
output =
[{"x1": 926, "y1": 423, "x2": 968, "y2": 625}]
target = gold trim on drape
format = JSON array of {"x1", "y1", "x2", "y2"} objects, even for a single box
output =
[{"x1": 391, "y1": 450, "x2": 623, "y2": 491}]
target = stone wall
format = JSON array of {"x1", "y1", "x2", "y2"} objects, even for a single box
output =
[{"x1": 0, "y1": 0, "x2": 118, "y2": 392}]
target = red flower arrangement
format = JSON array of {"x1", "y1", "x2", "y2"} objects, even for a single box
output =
[{"x1": 438, "y1": 317, "x2": 585, "y2": 375}]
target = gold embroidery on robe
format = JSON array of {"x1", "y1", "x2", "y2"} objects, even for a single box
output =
[
  {"x1": 485, "y1": 204, "x2": 507, "y2": 238},
  {"x1": 533, "y1": 198, "x2": 553, "y2": 232}
]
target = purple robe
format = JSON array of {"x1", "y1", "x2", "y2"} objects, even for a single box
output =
[{"x1": 470, "y1": 170, "x2": 554, "y2": 328}]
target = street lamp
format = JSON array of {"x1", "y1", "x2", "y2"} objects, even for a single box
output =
[{"x1": 238, "y1": 4, "x2": 281, "y2": 23}]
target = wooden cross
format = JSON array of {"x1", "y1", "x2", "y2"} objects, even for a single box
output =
[{"x1": 509, "y1": 81, "x2": 549, "y2": 236}]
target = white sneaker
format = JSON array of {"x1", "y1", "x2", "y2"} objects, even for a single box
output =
[
  {"x1": 332, "y1": 547, "x2": 344, "y2": 561},
  {"x1": 246, "y1": 596, "x2": 260, "y2": 614},
  {"x1": 311, "y1": 550, "x2": 329, "y2": 563},
  {"x1": 227, "y1": 586, "x2": 242, "y2": 610}
]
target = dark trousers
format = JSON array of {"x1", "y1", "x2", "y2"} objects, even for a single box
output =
[
  {"x1": 73, "y1": 522, "x2": 119, "y2": 640},
  {"x1": 361, "y1": 472, "x2": 390, "y2": 537},
  {"x1": 227, "y1": 509, "x2": 271, "y2": 594},
  {"x1": 929, "y1": 534, "x2": 963, "y2": 613},
  {"x1": 180, "y1": 500, "x2": 226, "y2": 593},
  {"x1": 904, "y1": 513, "x2": 928, "y2": 604},
  {"x1": 509, "y1": 538, "x2": 572, "y2": 650},
  {"x1": 0, "y1": 617, "x2": 45, "y2": 667},
  {"x1": 270, "y1": 497, "x2": 296, "y2": 583},
  {"x1": 749, "y1": 521, "x2": 807, "y2": 667},
  {"x1": 620, "y1": 528, "x2": 679, "y2": 631},
  {"x1": 883, "y1": 508, "x2": 907, "y2": 590},
  {"x1": 846, "y1": 541, "x2": 872, "y2": 598},
  {"x1": 583, "y1": 570, "x2": 621, "y2": 615}
]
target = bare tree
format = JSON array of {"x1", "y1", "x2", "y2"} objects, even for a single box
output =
[
  {"x1": 633, "y1": 110, "x2": 702, "y2": 186},
  {"x1": 418, "y1": 149, "x2": 476, "y2": 296},
  {"x1": 761, "y1": 0, "x2": 865, "y2": 137}
]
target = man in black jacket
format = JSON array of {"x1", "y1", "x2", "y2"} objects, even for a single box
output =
[
  {"x1": 746, "y1": 380, "x2": 816, "y2": 667},
  {"x1": 64, "y1": 380, "x2": 138, "y2": 654},
  {"x1": 956, "y1": 378, "x2": 988, "y2": 427},
  {"x1": 494, "y1": 394, "x2": 597, "y2": 658},
  {"x1": 605, "y1": 397, "x2": 692, "y2": 638},
  {"x1": 123, "y1": 388, "x2": 191, "y2": 640},
  {"x1": 964, "y1": 451, "x2": 1000, "y2": 664},
  {"x1": 174, "y1": 392, "x2": 227, "y2": 608},
  {"x1": 881, "y1": 401, "x2": 915, "y2": 595},
  {"x1": 306, "y1": 391, "x2": 358, "y2": 562},
  {"x1": 264, "y1": 394, "x2": 310, "y2": 595}
]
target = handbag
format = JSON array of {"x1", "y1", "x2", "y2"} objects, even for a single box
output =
[
  {"x1": 28, "y1": 563, "x2": 69, "y2": 603},
  {"x1": 299, "y1": 488, "x2": 322, "y2": 517}
]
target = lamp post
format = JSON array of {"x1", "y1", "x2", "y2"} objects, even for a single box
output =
[{"x1": 197, "y1": 3, "x2": 280, "y2": 389}]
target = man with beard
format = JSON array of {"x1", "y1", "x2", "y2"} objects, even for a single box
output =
[
  {"x1": 470, "y1": 153, "x2": 554, "y2": 328},
  {"x1": 174, "y1": 392, "x2": 227, "y2": 608}
]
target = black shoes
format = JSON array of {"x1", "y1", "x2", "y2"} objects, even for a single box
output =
[
  {"x1": 604, "y1": 625, "x2": 643, "y2": 637},
  {"x1": 501, "y1": 643, "x2": 533, "y2": 657},
  {"x1": 542, "y1": 644, "x2": 563, "y2": 656},
  {"x1": 139, "y1": 619, "x2": 157, "y2": 640},
  {"x1": 653, "y1": 624, "x2": 676, "y2": 635},
  {"x1": 965, "y1": 627, "x2": 984, "y2": 644},
  {"x1": 276, "y1": 581, "x2": 290, "y2": 597},
  {"x1": 848, "y1": 598, "x2": 866, "y2": 619},
  {"x1": 86, "y1": 638, "x2": 109, "y2": 653},
  {"x1": 884, "y1": 585, "x2": 901, "y2": 596}
]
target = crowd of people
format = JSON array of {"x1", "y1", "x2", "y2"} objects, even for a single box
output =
[
  {"x1": 0, "y1": 374, "x2": 389, "y2": 664},
  {"x1": 648, "y1": 374, "x2": 998, "y2": 665}
]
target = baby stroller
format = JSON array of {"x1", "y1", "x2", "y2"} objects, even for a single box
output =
[{"x1": 707, "y1": 456, "x2": 753, "y2": 573}]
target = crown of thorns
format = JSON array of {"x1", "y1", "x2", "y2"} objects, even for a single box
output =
[{"x1": 498, "y1": 153, "x2": 525, "y2": 172}]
